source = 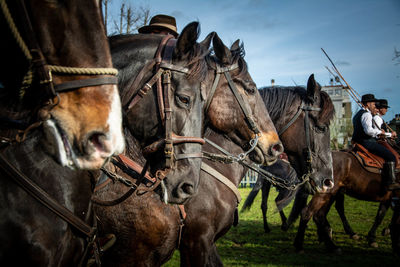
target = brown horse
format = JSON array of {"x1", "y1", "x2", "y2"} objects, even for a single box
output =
[
  {"x1": 93, "y1": 32, "x2": 282, "y2": 266},
  {"x1": 293, "y1": 150, "x2": 399, "y2": 253},
  {"x1": 0, "y1": 0, "x2": 124, "y2": 169},
  {"x1": 0, "y1": 0, "x2": 124, "y2": 265}
]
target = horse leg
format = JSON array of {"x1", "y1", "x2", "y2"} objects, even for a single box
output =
[
  {"x1": 313, "y1": 197, "x2": 341, "y2": 253},
  {"x1": 285, "y1": 186, "x2": 309, "y2": 230},
  {"x1": 280, "y1": 210, "x2": 288, "y2": 231},
  {"x1": 206, "y1": 244, "x2": 223, "y2": 267},
  {"x1": 335, "y1": 193, "x2": 358, "y2": 240},
  {"x1": 261, "y1": 181, "x2": 272, "y2": 233},
  {"x1": 293, "y1": 193, "x2": 327, "y2": 252},
  {"x1": 367, "y1": 201, "x2": 391, "y2": 248},
  {"x1": 390, "y1": 193, "x2": 400, "y2": 256}
]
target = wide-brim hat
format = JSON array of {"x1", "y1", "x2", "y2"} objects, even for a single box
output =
[
  {"x1": 377, "y1": 99, "x2": 390, "y2": 109},
  {"x1": 361, "y1": 93, "x2": 378, "y2": 104},
  {"x1": 138, "y1": 14, "x2": 178, "y2": 37}
]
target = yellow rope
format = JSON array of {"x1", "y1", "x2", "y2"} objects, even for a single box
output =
[
  {"x1": 1, "y1": 0, "x2": 118, "y2": 77},
  {"x1": 0, "y1": 0, "x2": 32, "y2": 61},
  {"x1": 47, "y1": 65, "x2": 118, "y2": 76}
]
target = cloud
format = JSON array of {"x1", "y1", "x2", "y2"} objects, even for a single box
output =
[{"x1": 334, "y1": 60, "x2": 351, "y2": 66}]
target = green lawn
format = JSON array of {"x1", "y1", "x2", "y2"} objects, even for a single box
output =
[{"x1": 164, "y1": 187, "x2": 398, "y2": 266}]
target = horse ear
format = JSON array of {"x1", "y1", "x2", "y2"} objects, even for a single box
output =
[
  {"x1": 306, "y1": 74, "x2": 321, "y2": 103},
  {"x1": 200, "y1": 31, "x2": 215, "y2": 50},
  {"x1": 230, "y1": 39, "x2": 240, "y2": 51},
  {"x1": 174, "y1": 22, "x2": 200, "y2": 60},
  {"x1": 213, "y1": 32, "x2": 232, "y2": 65}
]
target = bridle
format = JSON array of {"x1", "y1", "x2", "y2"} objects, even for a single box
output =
[
  {"x1": 122, "y1": 35, "x2": 205, "y2": 183},
  {"x1": 0, "y1": 0, "x2": 118, "y2": 104},
  {"x1": 278, "y1": 100, "x2": 321, "y2": 184},
  {"x1": 204, "y1": 56, "x2": 261, "y2": 160}
]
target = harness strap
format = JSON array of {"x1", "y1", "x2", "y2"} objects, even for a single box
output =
[
  {"x1": 278, "y1": 102, "x2": 304, "y2": 136},
  {"x1": 201, "y1": 162, "x2": 241, "y2": 203},
  {"x1": 54, "y1": 76, "x2": 118, "y2": 93},
  {"x1": 0, "y1": 152, "x2": 95, "y2": 238},
  {"x1": 204, "y1": 72, "x2": 221, "y2": 113}
]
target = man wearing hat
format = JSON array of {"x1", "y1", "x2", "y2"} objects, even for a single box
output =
[
  {"x1": 374, "y1": 99, "x2": 397, "y2": 138},
  {"x1": 352, "y1": 94, "x2": 400, "y2": 190},
  {"x1": 138, "y1": 14, "x2": 178, "y2": 38}
]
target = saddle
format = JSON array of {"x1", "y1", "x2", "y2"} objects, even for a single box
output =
[{"x1": 350, "y1": 141, "x2": 400, "y2": 174}]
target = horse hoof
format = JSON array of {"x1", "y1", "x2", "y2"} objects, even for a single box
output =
[
  {"x1": 369, "y1": 242, "x2": 379, "y2": 248},
  {"x1": 381, "y1": 227, "x2": 390, "y2": 236},
  {"x1": 350, "y1": 234, "x2": 360, "y2": 240}
]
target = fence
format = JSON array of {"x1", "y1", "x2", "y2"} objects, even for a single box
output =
[{"x1": 239, "y1": 169, "x2": 258, "y2": 188}]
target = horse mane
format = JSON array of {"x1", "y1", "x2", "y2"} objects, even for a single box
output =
[{"x1": 258, "y1": 86, "x2": 335, "y2": 126}]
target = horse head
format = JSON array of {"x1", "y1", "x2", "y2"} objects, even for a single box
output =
[
  {"x1": 202, "y1": 33, "x2": 283, "y2": 166},
  {"x1": 115, "y1": 22, "x2": 208, "y2": 204},
  {"x1": 0, "y1": 0, "x2": 125, "y2": 170},
  {"x1": 275, "y1": 74, "x2": 335, "y2": 193}
]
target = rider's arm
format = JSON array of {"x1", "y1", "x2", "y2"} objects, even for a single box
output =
[{"x1": 361, "y1": 112, "x2": 383, "y2": 138}]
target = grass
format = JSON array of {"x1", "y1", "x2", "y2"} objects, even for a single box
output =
[{"x1": 164, "y1": 187, "x2": 399, "y2": 266}]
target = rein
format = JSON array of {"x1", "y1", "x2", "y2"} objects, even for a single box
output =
[
  {"x1": 0, "y1": 149, "x2": 101, "y2": 266},
  {"x1": 0, "y1": 0, "x2": 118, "y2": 100},
  {"x1": 279, "y1": 100, "x2": 322, "y2": 185}
]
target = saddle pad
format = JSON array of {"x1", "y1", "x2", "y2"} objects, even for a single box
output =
[{"x1": 350, "y1": 143, "x2": 400, "y2": 173}]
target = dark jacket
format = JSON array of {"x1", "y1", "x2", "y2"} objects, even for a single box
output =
[{"x1": 352, "y1": 109, "x2": 374, "y2": 143}]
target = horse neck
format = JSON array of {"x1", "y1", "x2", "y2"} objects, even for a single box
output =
[
  {"x1": 1, "y1": 130, "x2": 93, "y2": 222},
  {"x1": 203, "y1": 128, "x2": 247, "y2": 186}
]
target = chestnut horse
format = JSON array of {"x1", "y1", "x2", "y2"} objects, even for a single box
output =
[
  {"x1": 292, "y1": 150, "x2": 400, "y2": 254},
  {"x1": 93, "y1": 32, "x2": 283, "y2": 266},
  {"x1": 0, "y1": 0, "x2": 124, "y2": 265}
]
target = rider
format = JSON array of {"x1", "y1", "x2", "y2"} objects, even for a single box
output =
[
  {"x1": 374, "y1": 99, "x2": 397, "y2": 139},
  {"x1": 352, "y1": 94, "x2": 400, "y2": 190},
  {"x1": 138, "y1": 14, "x2": 178, "y2": 38}
]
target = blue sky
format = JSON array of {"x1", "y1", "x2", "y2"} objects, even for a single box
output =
[{"x1": 107, "y1": 0, "x2": 400, "y2": 120}]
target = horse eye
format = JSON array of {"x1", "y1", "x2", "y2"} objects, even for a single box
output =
[
  {"x1": 315, "y1": 125, "x2": 327, "y2": 133},
  {"x1": 176, "y1": 94, "x2": 190, "y2": 106}
]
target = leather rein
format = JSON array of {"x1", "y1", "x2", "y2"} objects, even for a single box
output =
[{"x1": 0, "y1": 1, "x2": 120, "y2": 265}]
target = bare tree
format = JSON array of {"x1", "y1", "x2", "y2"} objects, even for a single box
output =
[
  {"x1": 102, "y1": 0, "x2": 112, "y2": 35},
  {"x1": 109, "y1": 1, "x2": 151, "y2": 35}
]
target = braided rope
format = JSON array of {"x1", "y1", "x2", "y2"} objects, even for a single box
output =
[
  {"x1": 0, "y1": 0, "x2": 32, "y2": 60},
  {"x1": 1, "y1": 0, "x2": 118, "y2": 77},
  {"x1": 47, "y1": 65, "x2": 118, "y2": 76}
]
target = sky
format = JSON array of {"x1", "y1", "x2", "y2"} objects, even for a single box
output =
[{"x1": 107, "y1": 0, "x2": 400, "y2": 120}]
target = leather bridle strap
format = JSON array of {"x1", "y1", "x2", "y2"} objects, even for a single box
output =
[
  {"x1": 201, "y1": 162, "x2": 241, "y2": 203},
  {"x1": 54, "y1": 76, "x2": 118, "y2": 93},
  {"x1": 0, "y1": 152, "x2": 95, "y2": 238}
]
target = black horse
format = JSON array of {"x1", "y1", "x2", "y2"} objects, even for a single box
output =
[
  {"x1": 93, "y1": 32, "x2": 283, "y2": 266},
  {"x1": 0, "y1": 0, "x2": 124, "y2": 265},
  {"x1": 241, "y1": 75, "x2": 335, "y2": 233}
]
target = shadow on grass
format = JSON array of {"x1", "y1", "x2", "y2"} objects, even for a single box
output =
[{"x1": 217, "y1": 219, "x2": 398, "y2": 266}]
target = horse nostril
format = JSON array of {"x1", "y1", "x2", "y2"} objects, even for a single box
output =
[
  {"x1": 323, "y1": 178, "x2": 334, "y2": 189},
  {"x1": 270, "y1": 142, "x2": 284, "y2": 157},
  {"x1": 180, "y1": 183, "x2": 195, "y2": 195},
  {"x1": 86, "y1": 132, "x2": 112, "y2": 154}
]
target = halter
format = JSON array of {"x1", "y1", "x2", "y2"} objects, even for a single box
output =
[
  {"x1": 0, "y1": 0, "x2": 118, "y2": 101},
  {"x1": 279, "y1": 100, "x2": 321, "y2": 183},
  {"x1": 204, "y1": 56, "x2": 261, "y2": 159}
]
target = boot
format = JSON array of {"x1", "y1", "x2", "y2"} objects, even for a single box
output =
[{"x1": 383, "y1": 162, "x2": 400, "y2": 191}]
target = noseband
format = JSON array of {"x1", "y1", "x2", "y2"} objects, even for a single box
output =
[
  {"x1": 1, "y1": 0, "x2": 118, "y2": 101},
  {"x1": 279, "y1": 100, "x2": 321, "y2": 182}
]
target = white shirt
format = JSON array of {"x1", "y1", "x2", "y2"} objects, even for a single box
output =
[
  {"x1": 360, "y1": 109, "x2": 383, "y2": 138},
  {"x1": 373, "y1": 113, "x2": 392, "y2": 138}
]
